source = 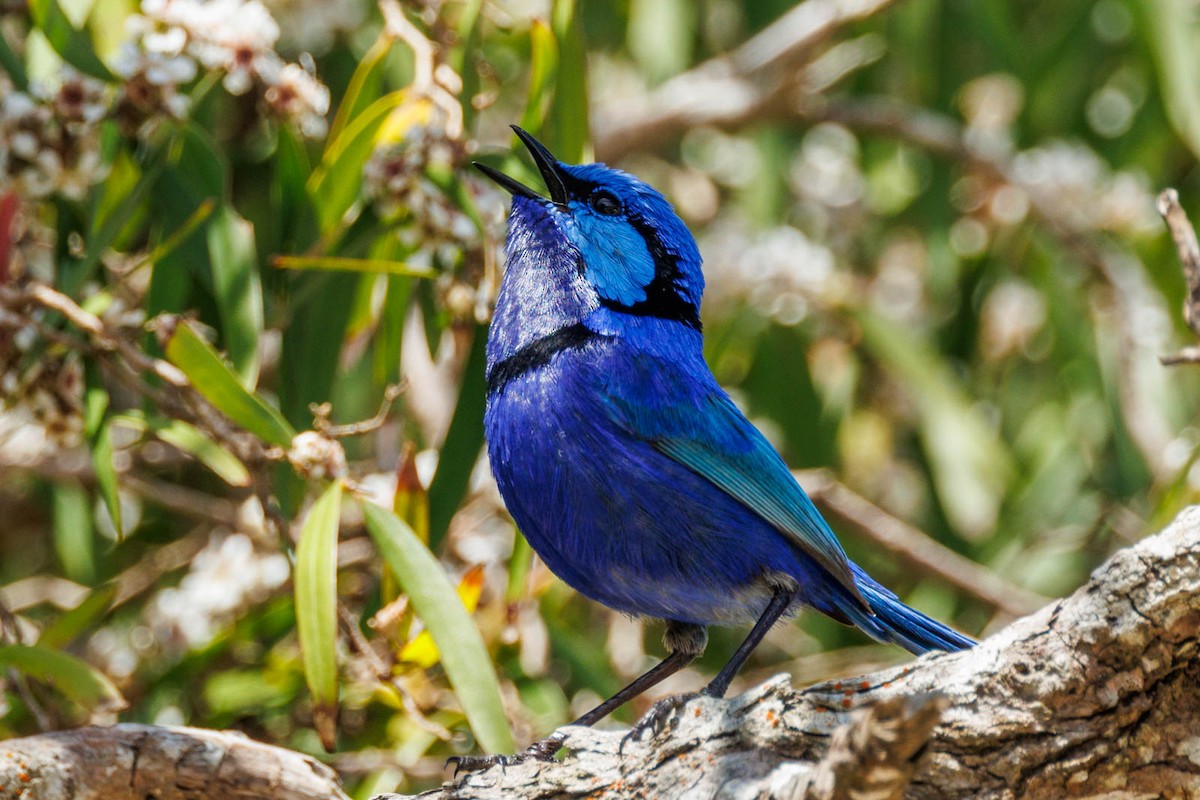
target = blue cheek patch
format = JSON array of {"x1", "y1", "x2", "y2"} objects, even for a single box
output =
[{"x1": 564, "y1": 206, "x2": 656, "y2": 306}]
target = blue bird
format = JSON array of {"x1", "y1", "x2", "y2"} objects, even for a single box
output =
[{"x1": 461, "y1": 127, "x2": 973, "y2": 769}]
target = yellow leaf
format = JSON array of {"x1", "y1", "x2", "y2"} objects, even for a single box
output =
[
  {"x1": 375, "y1": 97, "x2": 434, "y2": 146},
  {"x1": 398, "y1": 564, "x2": 485, "y2": 668}
]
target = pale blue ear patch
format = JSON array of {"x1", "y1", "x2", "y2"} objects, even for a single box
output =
[{"x1": 563, "y1": 206, "x2": 656, "y2": 306}]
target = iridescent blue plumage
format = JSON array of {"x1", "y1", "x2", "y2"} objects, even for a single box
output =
[{"x1": 466, "y1": 128, "x2": 972, "y2": 768}]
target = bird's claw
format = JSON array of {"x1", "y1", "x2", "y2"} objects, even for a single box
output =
[
  {"x1": 447, "y1": 731, "x2": 566, "y2": 776},
  {"x1": 620, "y1": 692, "x2": 700, "y2": 753}
]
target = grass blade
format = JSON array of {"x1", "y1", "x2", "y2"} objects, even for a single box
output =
[
  {"x1": 361, "y1": 500, "x2": 514, "y2": 753},
  {"x1": 162, "y1": 319, "x2": 296, "y2": 447},
  {"x1": 28, "y1": 0, "x2": 115, "y2": 81},
  {"x1": 51, "y1": 481, "x2": 95, "y2": 584},
  {"x1": 308, "y1": 90, "x2": 411, "y2": 233},
  {"x1": 152, "y1": 418, "x2": 251, "y2": 487},
  {"x1": 206, "y1": 204, "x2": 263, "y2": 387},
  {"x1": 0, "y1": 644, "x2": 125, "y2": 712},
  {"x1": 272, "y1": 255, "x2": 436, "y2": 277},
  {"x1": 295, "y1": 480, "x2": 344, "y2": 752}
]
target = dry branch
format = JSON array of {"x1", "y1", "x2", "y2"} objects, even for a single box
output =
[
  {"x1": 1157, "y1": 189, "x2": 1200, "y2": 365},
  {"x1": 797, "y1": 468, "x2": 1048, "y2": 617},
  {"x1": 2, "y1": 508, "x2": 1197, "y2": 800},
  {"x1": 379, "y1": 505, "x2": 1200, "y2": 800},
  {"x1": 0, "y1": 724, "x2": 350, "y2": 800}
]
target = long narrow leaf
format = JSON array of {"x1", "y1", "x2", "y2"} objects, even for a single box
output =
[
  {"x1": 38, "y1": 584, "x2": 118, "y2": 650},
  {"x1": 427, "y1": 329, "x2": 487, "y2": 549},
  {"x1": 327, "y1": 31, "x2": 392, "y2": 146},
  {"x1": 273, "y1": 255, "x2": 435, "y2": 278},
  {"x1": 207, "y1": 204, "x2": 264, "y2": 386},
  {"x1": 0, "y1": 28, "x2": 27, "y2": 89},
  {"x1": 308, "y1": 90, "x2": 410, "y2": 233},
  {"x1": 519, "y1": 20, "x2": 559, "y2": 132},
  {"x1": 295, "y1": 480, "x2": 344, "y2": 752},
  {"x1": 162, "y1": 319, "x2": 296, "y2": 446},
  {"x1": 90, "y1": 420, "x2": 124, "y2": 539},
  {"x1": 28, "y1": 0, "x2": 115, "y2": 81},
  {"x1": 51, "y1": 481, "x2": 95, "y2": 584},
  {"x1": 83, "y1": 369, "x2": 123, "y2": 540},
  {"x1": 0, "y1": 644, "x2": 124, "y2": 712},
  {"x1": 1145, "y1": 0, "x2": 1200, "y2": 161},
  {"x1": 551, "y1": 0, "x2": 590, "y2": 162},
  {"x1": 153, "y1": 418, "x2": 251, "y2": 487},
  {"x1": 361, "y1": 501, "x2": 514, "y2": 753}
]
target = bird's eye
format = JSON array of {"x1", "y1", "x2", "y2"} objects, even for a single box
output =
[{"x1": 590, "y1": 190, "x2": 622, "y2": 216}]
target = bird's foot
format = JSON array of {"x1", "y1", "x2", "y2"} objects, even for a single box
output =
[
  {"x1": 446, "y1": 731, "x2": 566, "y2": 776},
  {"x1": 620, "y1": 691, "x2": 701, "y2": 752}
]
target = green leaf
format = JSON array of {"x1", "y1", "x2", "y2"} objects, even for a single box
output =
[
  {"x1": 0, "y1": 27, "x2": 27, "y2": 90},
  {"x1": 272, "y1": 127, "x2": 318, "y2": 254},
  {"x1": 551, "y1": 0, "x2": 590, "y2": 163},
  {"x1": 28, "y1": 0, "x2": 115, "y2": 81},
  {"x1": 144, "y1": 198, "x2": 217, "y2": 267},
  {"x1": 449, "y1": 0, "x2": 485, "y2": 75},
  {"x1": 519, "y1": 20, "x2": 559, "y2": 132},
  {"x1": 90, "y1": 419, "x2": 124, "y2": 539},
  {"x1": 628, "y1": 0, "x2": 693, "y2": 84},
  {"x1": 38, "y1": 584, "x2": 118, "y2": 650},
  {"x1": 273, "y1": 254, "x2": 436, "y2": 277},
  {"x1": 207, "y1": 204, "x2": 264, "y2": 386},
  {"x1": 308, "y1": 90, "x2": 410, "y2": 234},
  {"x1": 51, "y1": 481, "x2": 95, "y2": 584},
  {"x1": 327, "y1": 32, "x2": 392, "y2": 146},
  {"x1": 279, "y1": 273, "x2": 358, "y2": 429},
  {"x1": 1145, "y1": 0, "x2": 1200, "y2": 162},
  {"x1": 83, "y1": 367, "x2": 123, "y2": 540},
  {"x1": 295, "y1": 480, "x2": 344, "y2": 752},
  {"x1": 361, "y1": 501, "x2": 514, "y2": 753},
  {"x1": 162, "y1": 319, "x2": 296, "y2": 447},
  {"x1": 153, "y1": 418, "x2": 251, "y2": 487},
  {"x1": 427, "y1": 328, "x2": 487, "y2": 549},
  {"x1": 0, "y1": 644, "x2": 124, "y2": 711},
  {"x1": 79, "y1": 148, "x2": 156, "y2": 288}
]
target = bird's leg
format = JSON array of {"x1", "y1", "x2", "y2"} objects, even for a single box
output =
[
  {"x1": 449, "y1": 621, "x2": 707, "y2": 775},
  {"x1": 624, "y1": 586, "x2": 797, "y2": 747},
  {"x1": 705, "y1": 584, "x2": 796, "y2": 698}
]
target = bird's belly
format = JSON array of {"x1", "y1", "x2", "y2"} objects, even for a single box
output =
[{"x1": 485, "y1": 368, "x2": 803, "y2": 625}]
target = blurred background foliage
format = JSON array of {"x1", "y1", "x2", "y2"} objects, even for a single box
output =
[{"x1": 1, "y1": 0, "x2": 1199, "y2": 794}]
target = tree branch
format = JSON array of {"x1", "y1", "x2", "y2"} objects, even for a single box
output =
[
  {"x1": 3, "y1": 508, "x2": 1197, "y2": 798},
  {"x1": 1157, "y1": 188, "x2": 1200, "y2": 364},
  {"x1": 0, "y1": 724, "x2": 350, "y2": 800},
  {"x1": 592, "y1": 0, "x2": 899, "y2": 162},
  {"x1": 379, "y1": 505, "x2": 1200, "y2": 799},
  {"x1": 797, "y1": 468, "x2": 1049, "y2": 617}
]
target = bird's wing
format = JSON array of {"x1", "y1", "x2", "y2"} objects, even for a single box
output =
[{"x1": 602, "y1": 355, "x2": 869, "y2": 611}]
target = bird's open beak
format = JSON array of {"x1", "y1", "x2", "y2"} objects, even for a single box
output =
[{"x1": 473, "y1": 125, "x2": 569, "y2": 205}]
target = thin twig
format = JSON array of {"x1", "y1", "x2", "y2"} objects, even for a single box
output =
[
  {"x1": 336, "y1": 605, "x2": 455, "y2": 742},
  {"x1": 1156, "y1": 188, "x2": 1200, "y2": 363},
  {"x1": 796, "y1": 469, "x2": 1049, "y2": 617},
  {"x1": 593, "y1": 0, "x2": 899, "y2": 161},
  {"x1": 312, "y1": 382, "x2": 406, "y2": 439},
  {"x1": 0, "y1": 592, "x2": 55, "y2": 732},
  {"x1": 122, "y1": 474, "x2": 242, "y2": 528}
]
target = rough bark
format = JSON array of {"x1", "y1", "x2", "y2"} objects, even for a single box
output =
[
  {"x1": 0, "y1": 724, "x2": 350, "y2": 800},
  {"x1": 2, "y1": 508, "x2": 1198, "y2": 800},
  {"x1": 384, "y1": 505, "x2": 1200, "y2": 800}
]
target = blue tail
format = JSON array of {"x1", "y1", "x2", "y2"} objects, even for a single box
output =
[{"x1": 837, "y1": 574, "x2": 975, "y2": 655}]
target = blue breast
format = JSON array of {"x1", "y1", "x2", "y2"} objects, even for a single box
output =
[{"x1": 484, "y1": 336, "x2": 826, "y2": 626}]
